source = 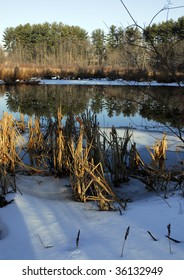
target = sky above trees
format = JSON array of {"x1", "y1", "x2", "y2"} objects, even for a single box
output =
[{"x1": 0, "y1": 0, "x2": 184, "y2": 45}]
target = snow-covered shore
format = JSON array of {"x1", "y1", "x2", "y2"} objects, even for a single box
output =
[
  {"x1": 0, "y1": 128, "x2": 184, "y2": 260},
  {"x1": 1, "y1": 78, "x2": 184, "y2": 87},
  {"x1": 39, "y1": 78, "x2": 184, "y2": 87}
]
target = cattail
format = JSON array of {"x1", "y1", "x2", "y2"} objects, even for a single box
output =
[
  {"x1": 167, "y1": 223, "x2": 171, "y2": 237},
  {"x1": 167, "y1": 223, "x2": 172, "y2": 254},
  {"x1": 121, "y1": 226, "x2": 130, "y2": 258},
  {"x1": 76, "y1": 230, "x2": 80, "y2": 247},
  {"x1": 118, "y1": 206, "x2": 122, "y2": 215}
]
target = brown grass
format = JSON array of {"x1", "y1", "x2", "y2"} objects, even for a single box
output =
[
  {"x1": 1, "y1": 110, "x2": 180, "y2": 208},
  {"x1": 0, "y1": 113, "x2": 25, "y2": 194},
  {"x1": 68, "y1": 117, "x2": 125, "y2": 210},
  {"x1": 147, "y1": 133, "x2": 167, "y2": 169}
]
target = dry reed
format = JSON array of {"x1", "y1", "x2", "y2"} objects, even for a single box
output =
[
  {"x1": 99, "y1": 127, "x2": 132, "y2": 186},
  {"x1": 1, "y1": 110, "x2": 179, "y2": 210},
  {"x1": 15, "y1": 113, "x2": 26, "y2": 132},
  {"x1": 68, "y1": 117, "x2": 125, "y2": 210},
  {"x1": 53, "y1": 108, "x2": 66, "y2": 175},
  {"x1": 128, "y1": 142, "x2": 145, "y2": 173},
  {"x1": 121, "y1": 226, "x2": 130, "y2": 258},
  {"x1": 147, "y1": 133, "x2": 167, "y2": 169},
  {"x1": 27, "y1": 117, "x2": 45, "y2": 152},
  {"x1": 0, "y1": 112, "x2": 24, "y2": 194}
]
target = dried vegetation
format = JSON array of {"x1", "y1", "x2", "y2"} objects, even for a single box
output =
[
  {"x1": 0, "y1": 113, "x2": 24, "y2": 194},
  {"x1": 0, "y1": 110, "x2": 183, "y2": 210}
]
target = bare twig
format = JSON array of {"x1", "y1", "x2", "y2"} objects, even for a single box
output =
[
  {"x1": 76, "y1": 230, "x2": 81, "y2": 247},
  {"x1": 119, "y1": 0, "x2": 138, "y2": 27},
  {"x1": 147, "y1": 231, "x2": 158, "y2": 241},
  {"x1": 165, "y1": 235, "x2": 181, "y2": 244},
  {"x1": 149, "y1": 5, "x2": 184, "y2": 26},
  {"x1": 119, "y1": 0, "x2": 184, "y2": 87}
]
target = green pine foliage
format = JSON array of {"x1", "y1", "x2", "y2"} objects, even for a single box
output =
[{"x1": 1, "y1": 16, "x2": 184, "y2": 81}]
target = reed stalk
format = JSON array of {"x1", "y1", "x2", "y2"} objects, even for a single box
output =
[
  {"x1": 129, "y1": 142, "x2": 145, "y2": 173},
  {"x1": 0, "y1": 112, "x2": 24, "y2": 194},
  {"x1": 68, "y1": 117, "x2": 125, "y2": 210},
  {"x1": 121, "y1": 226, "x2": 130, "y2": 258},
  {"x1": 147, "y1": 133, "x2": 167, "y2": 169},
  {"x1": 101, "y1": 126, "x2": 132, "y2": 186},
  {"x1": 53, "y1": 108, "x2": 65, "y2": 175},
  {"x1": 167, "y1": 223, "x2": 172, "y2": 254},
  {"x1": 27, "y1": 117, "x2": 44, "y2": 152},
  {"x1": 15, "y1": 113, "x2": 26, "y2": 132}
]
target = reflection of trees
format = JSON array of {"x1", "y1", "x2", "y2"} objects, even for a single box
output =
[
  {"x1": 0, "y1": 86, "x2": 6, "y2": 96},
  {"x1": 5, "y1": 85, "x2": 94, "y2": 118},
  {"x1": 103, "y1": 87, "x2": 143, "y2": 117},
  {"x1": 139, "y1": 87, "x2": 184, "y2": 129},
  {"x1": 90, "y1": 91, "x2": 105, "y2": 114},
  {"x1": 3, "y1": 84, "x2": 184, "y2": 130},
  {"x1": 103, "y1": 86, "x2": 184, "y2": 130},
  {"x1": 104, "y1": 96, "x2": 139, "y2": 117}
]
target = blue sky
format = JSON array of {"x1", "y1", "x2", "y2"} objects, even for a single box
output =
[{"x1": 0, "y1": 0, "x2": 183, "y2": 45}]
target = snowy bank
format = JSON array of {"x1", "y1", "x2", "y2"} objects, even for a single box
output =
[
  {"x1": 0, "y1": 128, "x2": 184, "y2": 260},
  {"x1": 1, "y1": 174, "x2": 184, "y2": 260},
  {"x1": 39, "y1": 79, "x2": 184, "y2": 87}
]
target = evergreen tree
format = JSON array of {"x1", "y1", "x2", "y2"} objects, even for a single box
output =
[{"x1": 91, "y1": 29, "x2": 106, "y2": 65}]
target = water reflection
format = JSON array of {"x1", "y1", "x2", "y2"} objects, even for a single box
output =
[{"x1": 0, "y1": 84, "x2": 184, "y2": 129}]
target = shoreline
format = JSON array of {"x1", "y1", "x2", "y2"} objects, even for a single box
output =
[{"x1": 0, "y1": 78, "x2": 184, "y2": 87}]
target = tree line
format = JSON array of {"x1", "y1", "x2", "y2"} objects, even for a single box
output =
[{"x1": 0, "y1": 17, "x2": 184, "y2": 80}]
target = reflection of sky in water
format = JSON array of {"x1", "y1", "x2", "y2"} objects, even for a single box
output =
[
  {"x1": 0, "y1": 94, "x2": 164, "y2": 131},
  {"x1": 0, "y1": 96, "x2": 8, "y2": 115},
  {"x1": 0, "y1": 97, "x2": 7, "y2": 116},
  {"x1": 0, "y1": 96, "x2": 21, "y2": 119},
  {"x1": 0, "y1": 95, "x2": 28, "y2": 119},
  {"x1": 95, "y1": 109, "x2": 163, "y2": 132}
]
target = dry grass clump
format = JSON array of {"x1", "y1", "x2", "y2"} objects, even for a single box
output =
[
  {"x1": 140, "y1": 133, "x2": 172, "y2": 191},
  {"x1": 26, "y1": 108, "x2": 67, "y2": 175},
  {"x1": 99, "y1": 127, "x2": 133, "y2": 186},
  {"x1": 1, "y1": 109, "x2": 181, "y2": 210},
  {"x1": 0, "y1": 113, "x2": 25, "y2": 194},
  {"x1": 128, "y1": 142, "x2": 145, "y2": 173},
  {"x1": 27, "y1": 117, "x2": 45, "y2": 152},
  {"x1": 15, "y1": 113, "x2": 26, "y2": 132},
  {"x1": 26, "y1": 111, "x2": 126, "y2": 210},
  {"x1": 68, "y1": 117, "x2": 125, "y2": 210},
  {"x1": 147, "y1": 133, "x2": 167, "y2": 164},
  {"x1": 53, "y1": 108, "x2": 67, "y2": 175},
  {"x1": 27, "y1": 116, "x2": 48, "y2": 169}
]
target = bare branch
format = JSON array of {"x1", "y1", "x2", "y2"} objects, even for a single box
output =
[
  {"x1": 119, "y1": 0, "x2": 137, "y2": 26},
  {"x1": 119, "y1": 0, "x2": 184, "y2": 28},
  {"x1": 149, "y1": 5, "x2": 184, "y2": 26}
]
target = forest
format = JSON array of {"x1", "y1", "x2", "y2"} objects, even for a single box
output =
[{"x1": 0, "y1": 16, "x2": 184, "y2": 82}]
